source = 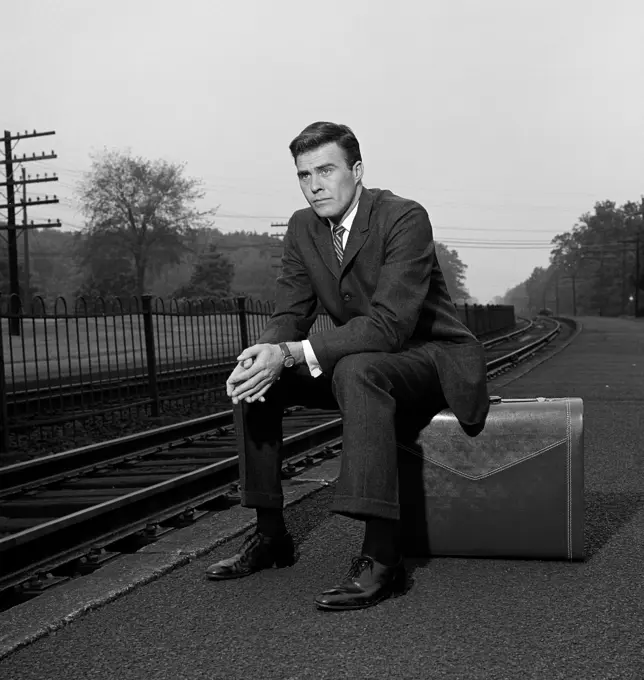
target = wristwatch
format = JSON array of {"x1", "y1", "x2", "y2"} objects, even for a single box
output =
[{"x1": 279, "y1": 342, "x2": 296, "y2": 368}]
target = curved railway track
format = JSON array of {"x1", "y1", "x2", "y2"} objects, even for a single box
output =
[{"x1": 0, "y1": 316, "x2": 565, "y2": 608}]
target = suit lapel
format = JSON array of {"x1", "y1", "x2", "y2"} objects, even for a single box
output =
[
  {"x1": 309, "y1": 187, "x2": 374, "y2": 279},
  {"x1": 339, "y1": 188, "x2": 374, "y2": 275}
]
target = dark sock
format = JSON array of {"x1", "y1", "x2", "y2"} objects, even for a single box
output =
[
  {"x1": 361, "y1": 518, "x2": 401, "y2": 566},
  {"x1": 256, "y1": 508, "x2": 287, "y2": 537}
]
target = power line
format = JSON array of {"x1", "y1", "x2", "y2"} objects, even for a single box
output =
[
  {"x1": 27, "y1": 158, "x2": 615, "y2": 230},
  {"x1": 452, "y1": 247, "x2": 552, "y2": 251},
  {"x1": 436, "y1": 226, "x2": 563, "y2": 233},
  {"x1": 27, "y1": 158, "x2": 613, "y2": 214},
  {"x1": 440, "y1": 239, "x2": 638, "y2": 250},
  {"x1": 216, "y1": 212, "x2": 292, "y2": 219}
]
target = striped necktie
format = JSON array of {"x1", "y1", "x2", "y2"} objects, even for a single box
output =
[{"x1": 332, "y1": 224, "x2": 346, "y2": 264}]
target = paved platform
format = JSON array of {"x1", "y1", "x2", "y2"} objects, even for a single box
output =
[{"x1": 1, "y1": 316, "x2": 643, "y2": 679}]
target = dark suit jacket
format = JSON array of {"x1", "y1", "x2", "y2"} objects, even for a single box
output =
[{"x1": 258, "y1": 187, "x2": 490, "y2": 428}]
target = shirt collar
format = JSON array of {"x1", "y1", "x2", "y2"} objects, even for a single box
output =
[{"x1": 328, "y1": 199, "x2": 359, "y2": 233}]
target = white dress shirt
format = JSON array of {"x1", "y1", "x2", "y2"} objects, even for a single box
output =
[{"x1": 301, "y1": 200, "x2": 360, "y2": 377}]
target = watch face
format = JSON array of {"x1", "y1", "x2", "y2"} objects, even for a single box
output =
[{"x1": 284, "y1": 356, "x2": 295, "y2": 368}]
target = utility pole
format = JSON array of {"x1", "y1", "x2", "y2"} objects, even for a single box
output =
[
  {"x1": 21, "y1": 167, "x2": 30, "y2": 313},
  {"x1": 2, "y1": 132, "x2": 20, "y2": 334},
  {"x1": 636, "y1": 230, "x2": 641, "y2": 317},
  {"x1": 571, "y1": 272, "x2": 577, "y2": 316},
  {"x1": 555, "y1": 269, "x2": 560, "y2": 315},
  {"x1": 597, "y1": 246, "x2": 605, "y2": 316},
  {"x1": 0, "y1": 129, "x2": 60, "y2": 335},
  {"x1": 636, "y1": 196, "x2": 644, "y2": 317},
  {"x1": 621, "y1": 239, "x2": 628, "y2": 315},
  {"x1": 270, "y1": 221, "x2": 288, "y2": 275}
]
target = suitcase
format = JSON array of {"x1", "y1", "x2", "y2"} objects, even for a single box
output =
[{"x1": 398, "y1": 396, "x2": 584, "y2": 560}]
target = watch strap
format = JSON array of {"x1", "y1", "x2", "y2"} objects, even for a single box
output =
[{"x1": 279, "y1": 342, "x2": 295, "y2": 367}]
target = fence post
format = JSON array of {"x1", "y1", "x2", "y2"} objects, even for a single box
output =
[
  {"x1": 9, "y1": 294, "x2": 21, "y2": 337},
  {"x1": 0, "y1": 319, "x2": 9, "y2": 454},
  {"x1": 236, "y1": 296, "x2": 250, "y2": 349},
  {"x1": 142, "y1": 295, "x2": 160, "y2": 417}
]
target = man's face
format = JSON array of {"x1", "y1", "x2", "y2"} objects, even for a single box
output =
[{"x1": 295, "y1": 142, "x2": 363, "y2": 223}]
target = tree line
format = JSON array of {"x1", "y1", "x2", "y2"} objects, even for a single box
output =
[
  {"x1": 499, "y1": 199, "x2": 644, "y2": 318},
  {"x1": 0, "y1": 149, "x2": 473, "y2": 306}
]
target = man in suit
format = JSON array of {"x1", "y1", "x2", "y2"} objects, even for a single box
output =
[{"x1": 206, "y1": 121, "x2": 489, "y2": 610}]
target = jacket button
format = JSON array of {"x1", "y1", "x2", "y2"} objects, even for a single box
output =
[{"x1": 343, "y1": 294, "x2": 351, "y2": 301}]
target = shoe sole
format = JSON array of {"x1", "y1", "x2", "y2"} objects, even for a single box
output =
[
  {"x1": 206, "y1": 555, "x2": 297, "y2": 580},
  {"x1": 206, "y1": 571, "x2": 254, "y2": 580},
  {"x1": 314, "y1": 587, "x2": 403, "y2": 611}
]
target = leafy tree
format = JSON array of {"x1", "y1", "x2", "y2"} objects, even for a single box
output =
[
  {"x1": 502, "y1": 197, "x2": 644, "y2": 317},
  {"x1": 74, "y1": 252, "x2": 138, "y2": 299},
  {"x1": 549, "y1": 200, "x2": 642, "y2": 316},
  {"x1": 498, "y1": 282, "x2": 529, "y2": 315},
  {"x1": 500, "y1": 266, "x2": 565, "y2": 317},
  {"x1": 146, "y1": 226, "x2": 218, "y2": 297},
  {"x1": 76, "y1": 149, "x2": 214, "y2": 297},
  {"x1": 173, "y1": 244, "x2": 234, "y2": 300},
  {"x1": 524, "y1": 266, "x2": 553, "y2": 313},
  {"x1": 28, "y1": 229, "x2": 81, "y2": 300},
  {"x1": 435, "y1": 242, "x2": 470, "y2": 303},
  {"x1": 207, "y1": 231, "x2": 282, "y2": 302},
  {"x1": 229, "y1": 247, "x2": 278, "y2": 302}
]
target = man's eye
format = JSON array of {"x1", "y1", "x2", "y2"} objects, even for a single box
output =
[{"x1": 320, "y1": 168, "x2": 331, "y2": 176}]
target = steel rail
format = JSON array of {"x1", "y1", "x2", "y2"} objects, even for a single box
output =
[
  {"x1": 6, "y1": 360, "x2": 239, "y2": 418},
  {"x1": 480, "y1": 318, "x2": 533, "y2": 348},
  {"x1": 0, "y1": 409, "x2": 238, "y2": 493},
  {"x1": 0, "y1": 420, "x2": 343, "y2": 591},
  {"x1": 486, "y1": 318, "x2": 561, "y2": 372}
]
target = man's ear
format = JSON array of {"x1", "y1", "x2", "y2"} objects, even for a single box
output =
[{"x1": 353, "y1": 160, "x2": 364, "y2": 183}]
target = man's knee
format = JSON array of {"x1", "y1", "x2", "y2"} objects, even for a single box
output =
[{"x1": 332, "y1": 353, "x2": 387, "y2": 392}]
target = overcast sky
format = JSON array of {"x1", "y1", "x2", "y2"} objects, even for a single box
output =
[{"x1": 4, "y1": 0, "x2": 644, "y2": 302}]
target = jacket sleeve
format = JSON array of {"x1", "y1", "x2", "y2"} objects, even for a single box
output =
[
  {"x1": 256, "y1": 218, "x2": 319, "y2": 344},
  {"x1": 307, "y1": 203, "x2": 435, "y2": 372}
]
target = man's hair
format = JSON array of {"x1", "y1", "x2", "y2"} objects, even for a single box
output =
[{"x1": 289, "y1": 122, "x2": 362, "y2": 169}]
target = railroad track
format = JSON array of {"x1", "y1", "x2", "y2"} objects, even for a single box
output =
[
  {"x1": 0, "y1": 317, "x2": 563, "y2": 608},
  {"x1": 6, "y1": 358, "x2": 239, "y2": 420}
]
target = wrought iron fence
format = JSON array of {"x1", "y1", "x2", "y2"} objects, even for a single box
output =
[{"x1": 0, "y1": 294, "x2": 514, "y2": 456}]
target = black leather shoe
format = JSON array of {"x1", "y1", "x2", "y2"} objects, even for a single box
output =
[
  {"x1": 206, "y1": 531, "x2": 296, "y2": 580},
  {"x1": 314, "y1": 555, "x2": 406, "y2": 611}
]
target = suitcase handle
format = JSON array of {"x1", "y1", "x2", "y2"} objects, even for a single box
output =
[{"x1": 489, "y1": 396, "x2": 548, "y2": 404}]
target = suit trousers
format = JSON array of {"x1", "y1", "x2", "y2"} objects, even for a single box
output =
[{"x1": 237, "y1": 347, "x2": 448, "y2": 521}]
